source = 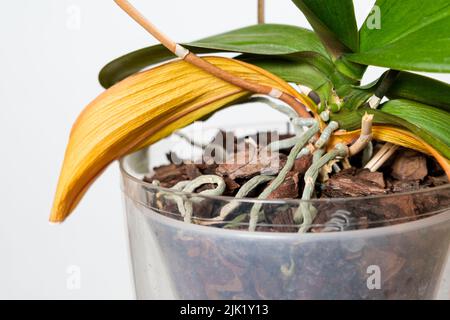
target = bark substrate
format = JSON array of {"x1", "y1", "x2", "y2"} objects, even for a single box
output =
[
  {"x1": 143, "y1": 131, "x2": 449, "y2": 233},
  {"x1": 139, "y1": 131, "x2": 450, "y2": 299}
]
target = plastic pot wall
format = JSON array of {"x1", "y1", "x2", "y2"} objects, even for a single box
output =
[{"x1": 121, "y1": 153, "x2": 450, "y2": 300}]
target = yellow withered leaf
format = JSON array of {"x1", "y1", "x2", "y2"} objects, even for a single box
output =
[
  {"x1": 330, "y1": 126, "x2": 450, "y2": 176},
  {"x1": 51, "y1": 56, "x2": 313, "y2": 222},
  {"x1": 52, "y1": 55, "x2": 449, "y2": 224}
]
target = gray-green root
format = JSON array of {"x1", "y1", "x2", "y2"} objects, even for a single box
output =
[
  {"x1": 296, "y1": 143, "x2": 348, "y2": 233},
  {"x1": 219, "y1": 175, "x2": 275, "y2": 220},
  {"x1": 248, "y1": 121, "x2": 320, "y2": 231}
]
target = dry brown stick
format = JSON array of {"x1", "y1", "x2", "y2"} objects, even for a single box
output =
[
  {"x1": 258, "y1": 0, "x2": 265, "y2": 24},
  {"x1": 114, "y1": 0, "x2": 311, "y2": 119},
  {"x1": 365, "y1": 142, "x2": 399, "y2": 172}
]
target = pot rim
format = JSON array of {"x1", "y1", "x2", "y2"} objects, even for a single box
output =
[
  {"x1": 120, "y1": 153, "x2": 450, "y2": 235},
  {"x1": 123, "y1": 185, "x2": 450, "y2": 239},
  {"x1": 119, "y1": 155, "x2": 450, "y2": 205}
]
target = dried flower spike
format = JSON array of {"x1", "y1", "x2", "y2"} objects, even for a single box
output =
[{"x1": 114, "y1": 0, "x2": 311, "y2": 119}]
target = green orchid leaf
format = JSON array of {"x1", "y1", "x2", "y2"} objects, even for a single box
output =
[
  {"x1": 334, "y1": 56, "x2": 367, "y2": 81},
  {"x1": 99, "y1": 44, "x2": 182, "y2": 89},
  {"x1": 238, "y1": 50, "x2": 357, "y2": 90},
  {"x1": 331, "y1": 108, "x2": 403, "y2": 132},
  {"x1": 238, "y1": 55, "x2": 330, "y2": 91},
  {"x1": 291, "y1": 0, "x2": 359, "y2": 55},
  {"x1": 99, "y1": 24, "x2": 330, "y2": 88},
  {"x1": 355, "y1": 78, "x2": 382, "y2": 90},
  {"x1": 331, "y1": 107, "x2": 450, "y2": 159},
  {"x1": 337, "y1": 69, "x2": 450, "y2": 112},
  {"x1": 262, "y1": 52, "x2": 357, "y2": 87},
  {"x1": 347, "y1": 0, "x2": 450, "y2": 72},
  {"x1": 275, "y1": 52, "x2": 336, "y2": 76},
  {"x1": 187, "y1": 24, "x2": 329, "y2": 57},
  {"x1": 314, "y1": 81, "x2": 334, "y2": 107},
  {"x1": 337, "y1": 85, "x2": 373, "y2": 111},
  {"x1": 239, "y1": 51, "x2": 360, "y2": 103},
  {"x1": 386, "y1": 72, "x2": 450, "y2": 111},
  {"x1": 381, "y1": 99, "x2": 450, "y2": 149}
]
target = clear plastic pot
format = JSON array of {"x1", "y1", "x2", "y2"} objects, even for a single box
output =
[{"x1": 120, "y1": 124, "x2": 450, "y2": 300}]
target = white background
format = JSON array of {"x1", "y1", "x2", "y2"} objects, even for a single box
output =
[{"x1": 0, "y1": 0, "x2": 448, "y2": 299}]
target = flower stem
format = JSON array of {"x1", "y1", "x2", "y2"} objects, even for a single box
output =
[{"x1": 258, "y1": 0, "x2": 265, "y2": 24}]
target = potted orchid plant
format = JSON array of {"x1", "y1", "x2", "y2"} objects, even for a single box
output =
[{"x1": 52, "y1": 0, "x2": 450, "y2": 299}]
